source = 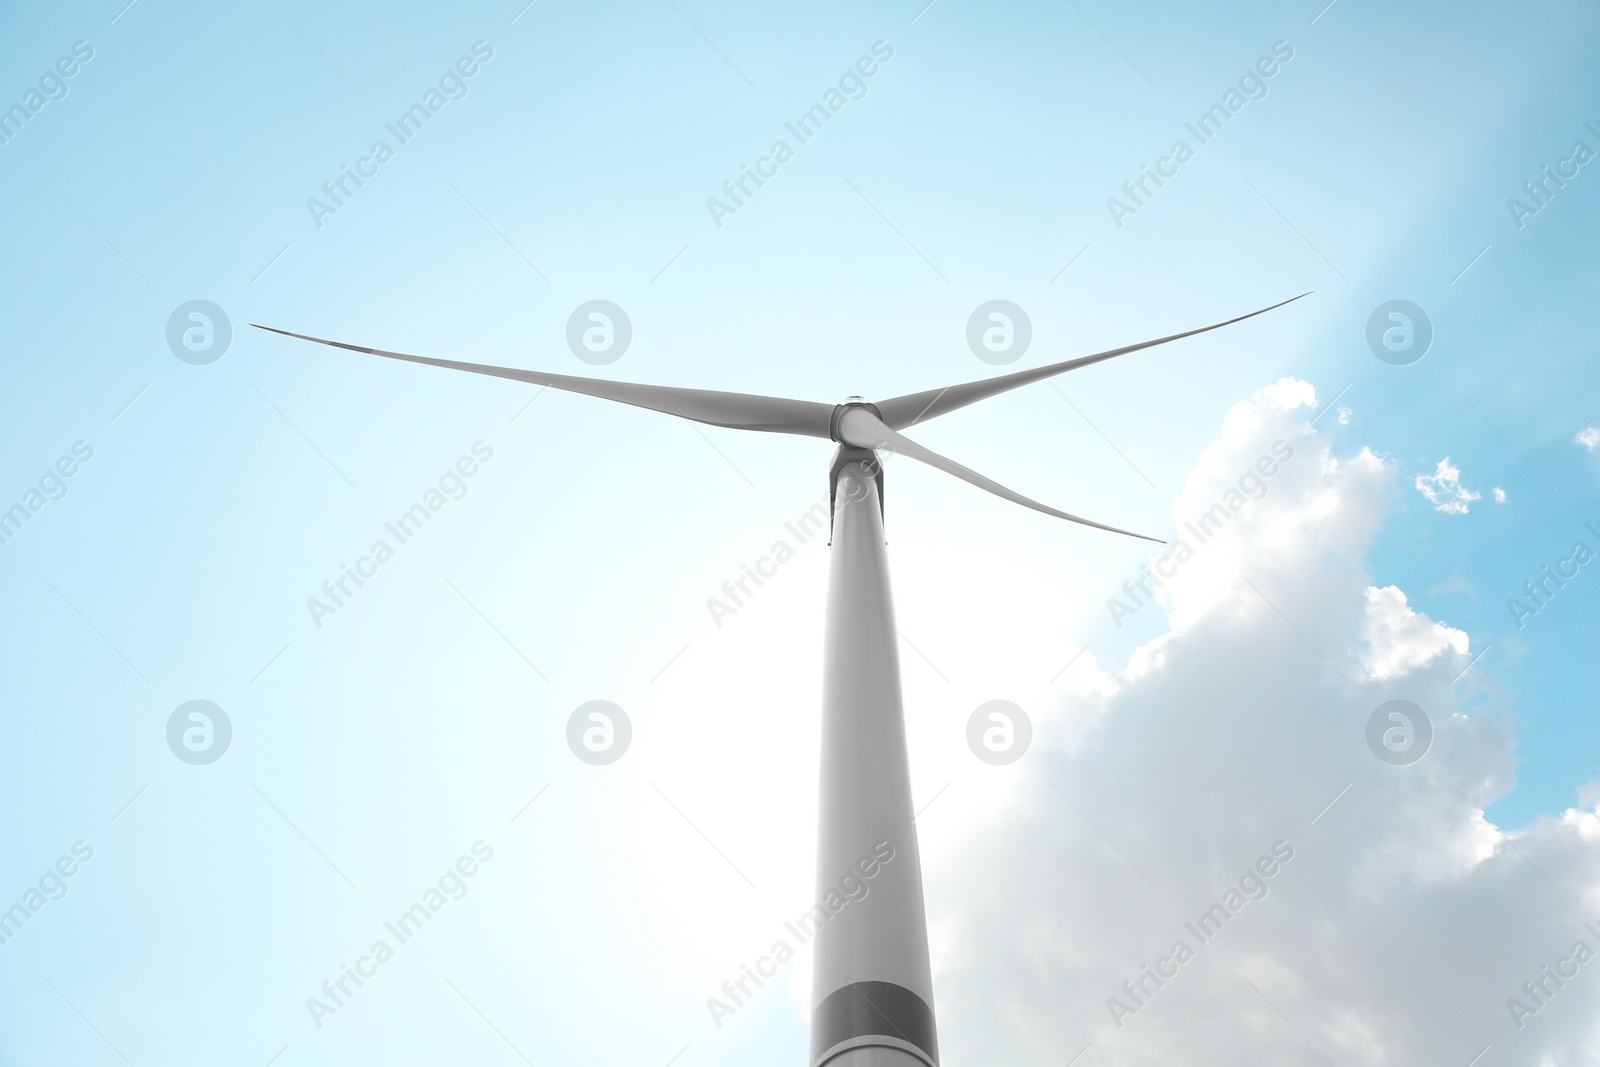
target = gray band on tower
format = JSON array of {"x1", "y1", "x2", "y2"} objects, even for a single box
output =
[{"x1": 810, "y1": 980, "x2": 938, "y2": 1066}]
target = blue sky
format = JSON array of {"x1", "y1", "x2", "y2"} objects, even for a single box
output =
[{"x1": 2, "y1": 1, "x2": 1597, "y2": 1064}]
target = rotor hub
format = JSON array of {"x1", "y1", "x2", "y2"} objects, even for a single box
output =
[{"x1": 829, "y1": 398, "x2": 883, "y2": 443}]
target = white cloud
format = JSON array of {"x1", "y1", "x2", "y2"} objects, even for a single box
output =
[
  {"x1": 1494, "y1": 486, "x2": 1507, "y2": 503},
  {"x1": 1576, "y1": 427, "x2": 1600, "y2": 451},
  {"x1": 921, "y1": 382, "x2": 1600, "y2": 1067},
  {"x1": 1415, "y1": 458, "x2": 1482, "y2": 514},
  {"x1": 1360, "y1": 584, "x2": 1468, "y2": 680},
  {"x1": 1149, "y1": 378, "x2": 1388, "y2": 634}
]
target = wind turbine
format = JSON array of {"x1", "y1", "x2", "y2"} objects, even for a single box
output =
[{"x1": 254, "y1": 292, "x2": 1304, "y2": 1067}]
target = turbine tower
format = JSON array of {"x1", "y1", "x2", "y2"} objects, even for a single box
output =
[{"x1": 255, "y1": 293, "x2": 1304, "y2": 1066}]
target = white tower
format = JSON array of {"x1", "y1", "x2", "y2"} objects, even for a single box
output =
[{"x1": 810, "y1": 447, "x2": 938, "y2": 1066}]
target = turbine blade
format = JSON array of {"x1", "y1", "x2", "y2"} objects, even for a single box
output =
[
  {"x1": 251, "y1": 325, "x2": 837, "y2": 438},
  {"x1": 876, "y1": 293, "x2": 1310, "y2": 430},
  {"x1": 836, "y1": 407, "x2": 1161, "y2": 543}
]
